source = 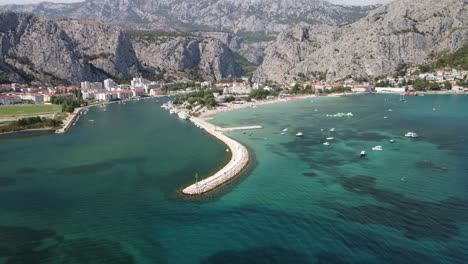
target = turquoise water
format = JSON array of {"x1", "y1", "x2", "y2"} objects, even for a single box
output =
[{"x1": 1, "y1": 95, "x2": 467, "y2": 263}]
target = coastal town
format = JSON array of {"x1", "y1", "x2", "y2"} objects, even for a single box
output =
[{"x1": 0, "y1": 66, "x2": 467, "y2": 134}]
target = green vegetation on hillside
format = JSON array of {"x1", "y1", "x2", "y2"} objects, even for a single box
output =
[
  {"x1": 0, "y1": 104, "x2": 61, "y2": 117},
  {"x1": 424, "y1": 43, "x2": 468, "y2": 71},
  {"x1": 128, "y1": 30, "x2": 194, "y2": 42},
  {"x1": 233, "y1": 52, "x2": 257, "y2": 73}
]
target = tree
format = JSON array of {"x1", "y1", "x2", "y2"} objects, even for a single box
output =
[{"x1": 443, "y1": 81, "x2": 452, "y2": 90}]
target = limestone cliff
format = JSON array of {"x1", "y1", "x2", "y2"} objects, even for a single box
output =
[
  {"x1": 1, "y1": 0, "x2": 376, "y2": 34},
  {"x1": 0, "y1": 11, "x2": 142, "y2": 85},
  {"x1": 131, "y1": 34, "x2": 243, "y2": 81},
  {"x1": 254, "y1": 0, "x2": 468, "y2": 82}
]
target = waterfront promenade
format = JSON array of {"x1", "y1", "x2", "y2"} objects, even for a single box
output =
[{"x1": 182, "y1": 117, "x2": 258, "y2": 195}]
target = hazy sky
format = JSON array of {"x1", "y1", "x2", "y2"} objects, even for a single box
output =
[{"x1": 0, "y1": 0, "x2": 392, "y2": 5}]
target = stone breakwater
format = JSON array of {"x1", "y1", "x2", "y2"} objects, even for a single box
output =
[{"x1": 182, "y1": 117, "x2": 254, "y2": 195}]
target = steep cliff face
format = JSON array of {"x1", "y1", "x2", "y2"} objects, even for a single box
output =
[
  {"x1": 0, "y1": 11, "x2": 142, "y2": 85},
  {"x1": 131, "y1": 35, "x2": 243, "y2": 81},
  {"x1": 254, "y1": 0, "x2": 468, "y2": 82},
  {"x1": 55, "y1": 20, "x2": 141, "y2": 80},
  {"x1": 0, "y1": 12, "x2": 95, "y2": 84},
  {"x1": 195, "y1": 31, "x2": 271, "y2": 65},
  {"x1": 0, "y1": 0, "x2": 377, "y2": 34}
]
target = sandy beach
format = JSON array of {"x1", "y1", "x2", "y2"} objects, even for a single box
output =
[{"x1": 198, "y1": 94, "x2": 318, "y2": 118}]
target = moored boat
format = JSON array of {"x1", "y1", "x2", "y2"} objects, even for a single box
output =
[
  {"x1": 178, "y1": 112, "x2": 190, "y2": 120},
  {"x1": 405, "y1": 132, "x2": 418, "y2": 138}
]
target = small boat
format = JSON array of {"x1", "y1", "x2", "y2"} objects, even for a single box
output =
[
  {"x1": 323, "y1": 142, "x2": 330, "y2": 146},
  {"x1": 372, "y1": 146, "x2": 383, "y2": 151},
  {"x1": 389, "y1": 139, "x2": 395, "y2": 143},
  {"x1": 384, "y1": 116, "x2": 388, "y2": 119},
  {"x1": 405, "y1": 132, "x2": 418, "y2": 138},
  {"x1": 282, "y1": 128, "x2": 288, "y2": 132},
  {"x1": 178, "y1": 112, "x2": 189, "y2": 120},
  {"x1": 89, "y1": 120, "x2": 94, "y2": 122},
  {"x1": 388, "y1": 109, "x2": 393, "y2": 112},
  {"x1": 360, "y1": 150, "x2": 366, "y2": 157},
  {"x1": 281, "y1": 132, "x2": 286, "y2": 135},
  {"x1": 401, "y1": 177, "x2": 407, "y2": 182},
  {"x1": 326, "y1": 137, "x2": 335, "y2": 140},
  {"x1": 330, "y1": 128, "x2": 336, "y2": 132},
  {"x1": 296, "y1": 132, "x2": 304, "y2": 137}
]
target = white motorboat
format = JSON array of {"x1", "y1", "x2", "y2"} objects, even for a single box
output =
[
  {"x1": 296, "y1": 132, "x2": 304, "y2": 137},
  {"x1": 372, "y1": 146, "x2": 383, "y2": 151},
  {"x1": 281, "y1": 132, "x2": 286, "y2": 135},
  {"x1": 330, "y1": 128, "x2": 336, "y2": 132},
  {"x1": 326, "y1": 137, "x2": 335, "y2": 140},
  {"x1": 360, "y1": 150, "x2": 366, "y2": 157},
  {"x1": 282, "y1": 128, "x2": 288, "y2": 132},
  {"x1": 405, "y1": 132, "x2": 418, "y2": 138},
  {"x1": 178, "y1": 112, "x2": 190, "y2": 120},
  {"x1": 389, "y1": 139, "x2": 395, "y2": 143},
  {"x1": 323, "y1": 142, "x2": 330, "y2": 146}
]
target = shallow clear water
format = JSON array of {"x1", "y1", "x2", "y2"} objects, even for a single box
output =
[{"x1": 0, "y1": 95, "x2": 467, "y2": 263}]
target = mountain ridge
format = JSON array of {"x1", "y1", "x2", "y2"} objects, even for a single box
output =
[
  {"x1": 253, "y1": 0, "x2": 468, "y2": 82},
  {"x1": 0, "y1": 0, "x2": 378, "y2": 35}
]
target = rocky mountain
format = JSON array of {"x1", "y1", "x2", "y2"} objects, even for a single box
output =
[
  {"x1": 0, "y1": 11, "x2": 141, "y2": 85},
  {"x1": 0, "y1": 11, "x2": 244, "y2": 85},
  {"x1": 254, "y1": 0, "x2": 468, "y2": 82},
  {"x1": 0, "y1": 0, "x2": 377, "y2": 35},
  {"x1": 195, "y1": 32, "x2": 270, "y2": 64},
  {"x1": 130, "y1": 33, "x2": 243, "y2": 81}
]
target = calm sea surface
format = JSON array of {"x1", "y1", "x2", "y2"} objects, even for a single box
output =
[{"x1": 0, "y1": 94, "x2": 467, "y2": 263}]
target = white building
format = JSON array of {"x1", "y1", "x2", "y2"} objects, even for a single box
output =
[
  {"x1": 222, "y1": 83, "x2": 252, "y2": 95},
  {"x1": 95, "y1": 92, "x2": 116, "y2": 102},
  {"x1": 104, "y1": 79, "x2": 117, "y2": 91},
  {"x1": 374, "y1": 87, "x2": 405, "y2": 93},
  {"x1": 81, "y1": 81, "x2": 103, "y2": 90},
  {"x1": 131, "y1": 77, "x2": 150, "y2": 88},
  {"x1": 19, "y1": 93, "x2": 44, "y2": 104}
]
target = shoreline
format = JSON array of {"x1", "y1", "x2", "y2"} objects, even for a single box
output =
[
  {"x1": 0, "y1": 127, "x2": 56, "y2": 136},
  {"x1": 181, "y1": 93, "x2": 326, "y2": 195}
]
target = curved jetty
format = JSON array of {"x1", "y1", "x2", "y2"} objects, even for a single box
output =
[{"x1": 182, "y1": 117, "x2": 256, "y2": 195}]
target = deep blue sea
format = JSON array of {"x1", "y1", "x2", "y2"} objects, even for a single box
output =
[{"x1": 0, "y1": 94, "x2": 467, "y2": 263}]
